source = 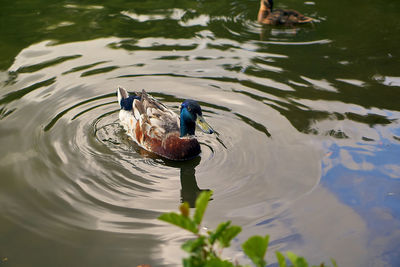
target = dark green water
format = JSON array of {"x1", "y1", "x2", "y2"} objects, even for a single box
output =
[{"x1": 1, "y1": 0, "x2": 400, "y2": 266}]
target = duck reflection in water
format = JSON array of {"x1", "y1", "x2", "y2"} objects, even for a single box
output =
[
  {"x1": 131, "y1": 142, "x2": 209, "y2": 207},
  {"x1": 115, "y1": 116, "x2": 210, "y2": 207},
  {"x1": 157, "y1": 155, "x2": 209, "y2": 207},
  {"x1": 176, "y1": 156, "x2": 209, "y2": 208}
]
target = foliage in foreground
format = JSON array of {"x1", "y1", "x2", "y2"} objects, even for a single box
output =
[{"x1": 158, "y1": 191, "x2": 337, "y2": 267}]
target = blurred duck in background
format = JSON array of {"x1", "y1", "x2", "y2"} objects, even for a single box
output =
[{"x1": 258, "y1": 0, "x2": 314, "y2": 25}]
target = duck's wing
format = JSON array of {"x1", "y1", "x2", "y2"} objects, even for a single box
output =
[
  {"x1": 272, "y1": 9, "x2": 313, "y2": 25},
  {"x1": 134, "y1": 90, "x2": 180, "y2": 139}
]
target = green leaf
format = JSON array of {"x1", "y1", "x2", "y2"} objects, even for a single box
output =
[
  {"x1": 183, "y1": 258, "x2": 193, "y2": 267},
  {"x1": 218, "y1": 225, "x2": 242, "y2": 248},
  {"x1": 182, "y1": 236, "x2": 206, "y2": 253},
  {"x1": 295, "y1": 257, "x2": 308, "y2": 267},
  {"x1": 158, "y1": 212, "x2": 198, "y2": 234},
  {"x1": 183, "y1": 257, "x2": 204, "y2": 267},
  {"x1": 331, "y1": 258, "x2": 338, "y2": 267},
  {"x1": 193, "y1": 191, "x2": 212, "y2": 226},
  {"x1": 242, "y1": 235, "x2": 269, "y2": 267},
  {"x1": 209, "y1": 221, "x2": 231, "y2": 245},
  {"x1": 286, "y1": 252, "x2": 298, "y2": 265},
  {"x1": 204, "y1": 257, "x2": 235, "y2": 267},
  {"x1": 276, "y1": 251, "x2": 286, "y2": 267},
  {"x1": 183, "y1": 256, "x2": 206, "y2": 267},
  {"x1": 286, "y1": 252, "x2": 308, "y2": 267}
]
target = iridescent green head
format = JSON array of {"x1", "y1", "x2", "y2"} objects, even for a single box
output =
[{"x1": 180, "y1": 100, "x2": 214, "y2": 137}]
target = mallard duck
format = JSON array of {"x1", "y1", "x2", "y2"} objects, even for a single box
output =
[
  {"x1": 258, "y1": 0, "x2": 314, "y2": 25},
  {"x1": 117, "y1": 87, "x2": 214, "y2": 161}
]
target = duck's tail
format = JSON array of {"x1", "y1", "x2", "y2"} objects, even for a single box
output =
[
  {"x1": 117, "y1": 87, "x2": 143, "y2": 111},
  {"x1": 117, "y1": 86, "x2": 129, "y2": 108}
]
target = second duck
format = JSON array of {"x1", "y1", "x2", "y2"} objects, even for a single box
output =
[{"x1": 258, "y1": 0, "x2": 314, "y2": 25}]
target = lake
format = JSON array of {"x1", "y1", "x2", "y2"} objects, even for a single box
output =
[{"x1": 0, "y1": 0, "x2": 399, "y2": 266}]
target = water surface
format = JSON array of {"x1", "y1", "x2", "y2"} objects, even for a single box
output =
[{"x1": 1, "y1": 0, "x2": 400, "y2": 266}]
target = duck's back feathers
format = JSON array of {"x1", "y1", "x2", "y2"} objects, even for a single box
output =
[
  {"x1": 269, "y1": 9, "x2": 313, "y2": 25},
  {"x1": 117, "y1": 87, "x2": 200, "y2": 160},
  {"x1": 139, "y1": 90, "x2": 180, "y2": 134}
]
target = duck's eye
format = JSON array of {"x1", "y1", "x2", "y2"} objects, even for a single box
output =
[{"x1": 187, "y1": 107, "x2": 191, "y2": 112}]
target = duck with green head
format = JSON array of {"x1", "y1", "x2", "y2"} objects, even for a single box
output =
[{"x1": 117, "y1": 87, "x2": 214, "y2": 161}]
